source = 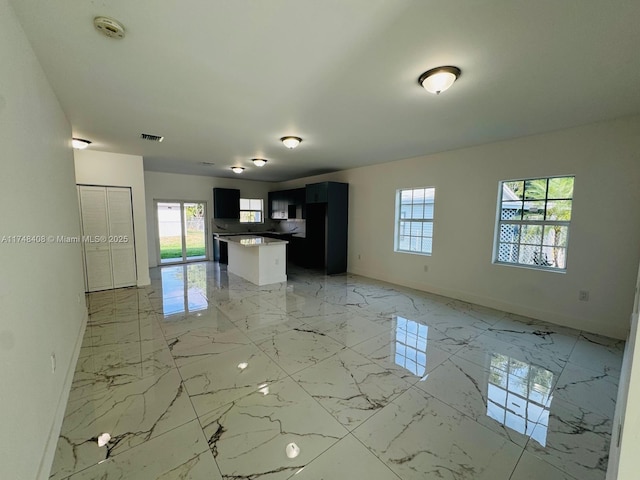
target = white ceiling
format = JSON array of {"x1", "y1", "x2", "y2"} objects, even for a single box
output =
[{"x1": 11, "y1": 0, "x2": 640, "y2": 182}]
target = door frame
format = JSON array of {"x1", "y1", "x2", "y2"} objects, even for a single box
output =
[
  {"x1": 155, "y1": 199, "x2": 209, "y2": 265},
  {"x1": 607, "y1": 258, "x2": 640, "y2": 479}
]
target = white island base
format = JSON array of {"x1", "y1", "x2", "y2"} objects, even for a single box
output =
[{"x1": 220, "y1": 236, "x2": 288, "y2": 286}]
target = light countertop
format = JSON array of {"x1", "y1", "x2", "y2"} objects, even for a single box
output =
[
  {"x1": 216, "y1": 235, "x2": 289, "y2": 247},
  {"x1": 213, "y1": 231, "x2": 305, "y2": 239}
]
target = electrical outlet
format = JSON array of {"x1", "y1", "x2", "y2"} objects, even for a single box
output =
[
  {"x1": 275, "y1": 258, "x2": 279, "y2": 265},
  {"x1": 579, "y1": 290, "x2": 590, "y2": 301},
  {"x1": 423, "y1": 265, "x2": 429, "y2": 273},
  {"x1": 358, "y1": 254, "x2": 361, "y2": 260},
  {"x1": 51, "y1": 353, "x2": 56, "y2": 373}
]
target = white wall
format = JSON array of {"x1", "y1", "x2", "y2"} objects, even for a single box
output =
[
  {"x1": 0, "y1": 1, "x2": 87, "y2": 478},
  {"x1": 144, "y1": 171, "x2": 274, "y2": 267},
  {"x1": 279, "y1": 116, "x2": 640, "y2": 339},
  {"x1": 74, "y1": 150, "x2": 151, "y2": 286}
]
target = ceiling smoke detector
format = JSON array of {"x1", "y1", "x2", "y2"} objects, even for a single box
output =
[{"x1": 93, "y1": 16, "x2": 125, "y2": 39}]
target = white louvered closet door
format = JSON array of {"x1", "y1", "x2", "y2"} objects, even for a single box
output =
[
  {"x1": 106, "y1": 188, "x2": 137, "y2": 288},
  {"x1": 78, "y1": 185, "x2": 137, "y2": 292}
]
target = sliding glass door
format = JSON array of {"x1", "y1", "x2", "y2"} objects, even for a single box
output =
[{"x1": 156, "y1": 200, "x2": 207, "y2": 264}]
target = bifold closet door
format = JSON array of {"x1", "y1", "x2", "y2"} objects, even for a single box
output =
[
  {"x1": 106, "y1": 188, "x2": 136, "y2": 288},
  {"x1": 79, "y1": 186, "x2": 112, "y2": 291},
  {"x1": 78, "y1": 185, "x2": 136, "y2": 292}
]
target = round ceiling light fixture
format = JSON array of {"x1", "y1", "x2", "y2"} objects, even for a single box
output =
[
  {"x1": 418, "y1": 66, "x2": 461, "y2": 95},
  {"x1": 280, "y1": 136, "x2": 302, "y2": 149},
  {"x1": 93, "y1": 16, "x2": 126, "y2": 39},
  {"x1": 72, "y1": 138, "x2": 92, "y2": 150},
  {"x1": 231, "y1": 167, "x2": 245, "y2": 174},
  {"x1": 252, "y1": 158, "x2": 267, "y2": 167}
]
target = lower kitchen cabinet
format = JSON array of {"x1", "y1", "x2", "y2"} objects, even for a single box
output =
[
  {"x1": 213, "y1": 236, "x2": 228, "y2": 264},
  {"x1": 288, "y1": 236, "x2": 308, "y2": 267}
]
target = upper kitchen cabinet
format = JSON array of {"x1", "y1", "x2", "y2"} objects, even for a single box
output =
[
  {"x1": 305, "y1": 182, "x2": 328, "y2": 203},
  {"x1": 269, "y1": 188, "x2": 306, "y2": 220},
  {"x1": 268, "y1": 190, "x2": 287, "y2": 219},
  {"x1": 213, "y1": 188, "x2": 240, "y2": 219},
  {"x1": 305, "y1": 181, "x2": 348, "y2": 274}
]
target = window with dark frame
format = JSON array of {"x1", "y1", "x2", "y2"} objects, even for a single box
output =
[{"x1": 495, "y1": 176, "x2": 574, "y2": 270}]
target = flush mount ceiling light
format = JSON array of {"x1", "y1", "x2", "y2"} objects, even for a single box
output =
[
  {"x1": 280, "y1": 136, "x2": 302, "y2": 149},
  {"x1": 231, "y1": 167, "x2": 245, "y2": 174},
  {"x1": 252, "y1": 158, "x2": 268, "y2": 167},
  {"x1": 418, "y1": 66, "x2": 461, "y2": 94},
  {"x1": 72, "y1": 138, "x2": 91, "y2": 149}
]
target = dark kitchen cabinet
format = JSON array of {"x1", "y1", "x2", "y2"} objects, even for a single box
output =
[
  {"x1": 213, "y1": 188, "x2": 240, "y2": 219},
  {"x1": 268, "y1": 190, "x2": 287, "y2": 219},
  {"x1": 289, "y1": 235, "x2": 309, "y2": 267},
  {"x1": 269, "y1": 188, "x2": 306, "y2": 219},
  {"x1": 305, "y1": 181, "x2": 348, "y2": 274},
  {"x1": 213, "y1": 236, "x2": 228, "y2": 264},
  {"x1": 305, "y1": 182, "x2": 328, "y2": 203},
  {"x1": 292, "y1": 188, "x2": 306, "y2": 219}
]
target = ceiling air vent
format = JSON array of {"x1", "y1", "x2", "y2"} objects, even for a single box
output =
[{"x1": 140, "y1": 133, "x2": 164, "y2": 142}]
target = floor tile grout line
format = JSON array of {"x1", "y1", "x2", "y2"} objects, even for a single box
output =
[
  {"x1": 143, "y1": 287, "x2": 227, "y2": 480},
  {"x1": 63, "y1": 262, "x2": 620, "y2": 480}
]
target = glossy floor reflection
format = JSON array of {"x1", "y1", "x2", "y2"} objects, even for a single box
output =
[{"x1": 50, "y1": 262, "x2": 624, "y2": 479}]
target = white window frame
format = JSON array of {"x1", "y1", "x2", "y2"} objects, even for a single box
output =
[
  {"x1": 494, "y1": 175, "x2": 574, "y2": 271},
  {"x1": 394, "y1": 187, "x2": 435, "y2": 256},
  {"x1": 239, "y1": 198, "x2": 263, "y2": 224}
]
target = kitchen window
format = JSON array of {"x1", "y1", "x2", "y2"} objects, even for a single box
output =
[
  {"x1": 494, "y1": 176, "x2": 574, "y2": 271},
  {"x1": 394, "y1": 187, "x2": 435, "y2": 255},
  {"x1": 239, "y1": 198, "x2": 263, "y2": 223}
]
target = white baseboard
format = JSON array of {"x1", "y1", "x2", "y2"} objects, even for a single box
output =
[
  {"x1": 347, "y1": 265, "x2": 627, "y2": 340},
  {"x1": 36, "y1": 308, "x2": 88, "y2": 480}
]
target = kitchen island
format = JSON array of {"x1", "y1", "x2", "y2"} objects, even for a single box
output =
[{"x1": 217, "y1": 235, "x2": 288, "y2": 286}]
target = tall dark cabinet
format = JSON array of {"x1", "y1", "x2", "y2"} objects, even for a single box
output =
[
  {"x1": 213, "y1": 188, "x2": 240, "y2": 219},
  {"x1": 305, "y1": 181, "x2": 348, "y2": 274}
]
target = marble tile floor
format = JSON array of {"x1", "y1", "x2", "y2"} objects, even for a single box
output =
[{"x1": 49, "y1": 261, "x2": 624, "y2": 480}]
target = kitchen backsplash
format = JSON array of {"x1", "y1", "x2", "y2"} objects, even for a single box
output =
[
  {"x1": 211, "y1": 218, "x2": 305, "y2": 236},
  {"x1": 277, "y1": 219, "x2": 305, "y2": 236}
]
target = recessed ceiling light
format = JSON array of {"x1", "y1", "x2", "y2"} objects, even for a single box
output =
[
  {"x1": 72, "y1": 138, "x2": 91, "y2": 150},
  {"x1": 252, "y1": 158, "x2": 267, "y2": 167},
  {"x1": 231, "y1": 167, "x2": 245, "y2": 174},
  {"x1": 418, "y1": 66, "x2": 461, "y2": 94},
  {"x1": 280, "y1": 136, "x2": 302, "y2": 149}
]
